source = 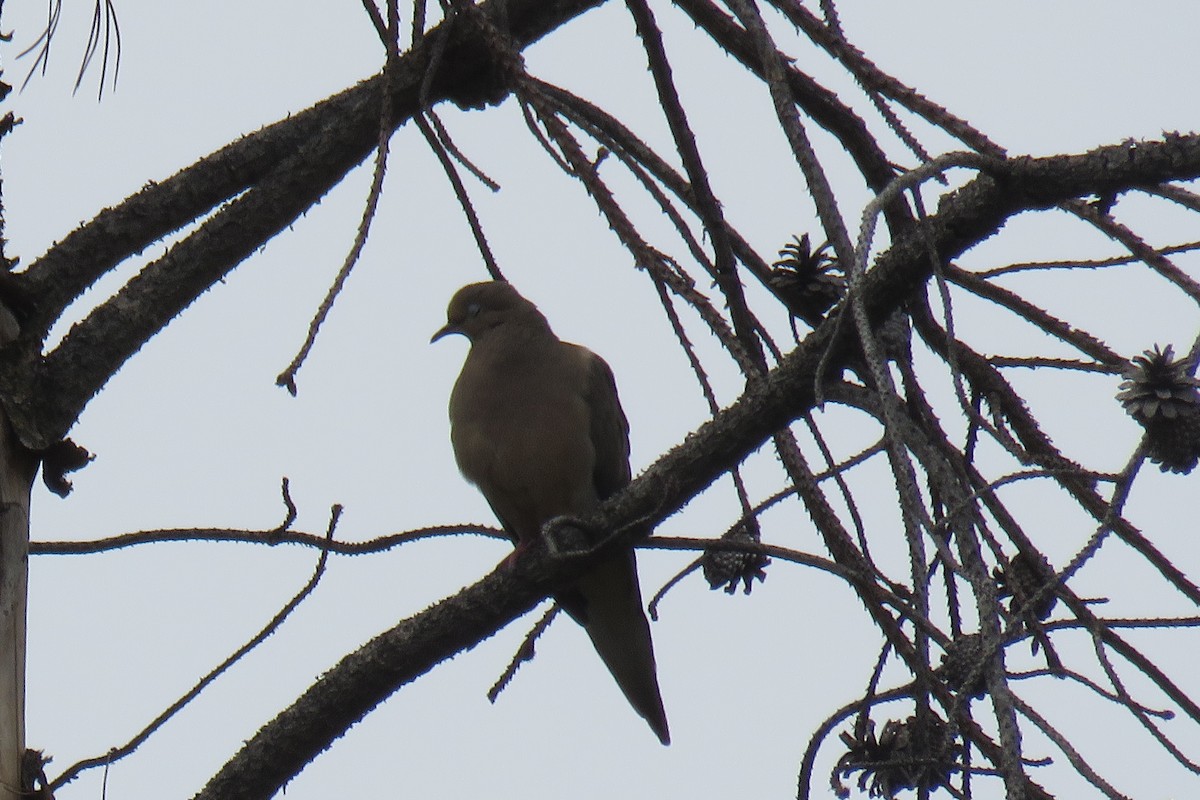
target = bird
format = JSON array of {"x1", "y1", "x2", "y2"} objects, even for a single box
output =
[{"x1": 431, "y1": 280, "x2": 670, "y2": 745}]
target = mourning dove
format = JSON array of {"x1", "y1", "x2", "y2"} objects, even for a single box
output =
[{"x1": 432, "y1": 281, "x2": 670, "y2": 745}]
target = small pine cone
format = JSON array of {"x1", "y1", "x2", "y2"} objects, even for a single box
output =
[
  {"x1": 834, "y1": 714, "x2": 959, "y2": 799},
  {"x1": 1118, "y1": 344, "x2": 1200, "y2": 473},
  {"x1": 1142, "y1": 414, "x2": 1200, "y2": 473},
  {"x1": 994, "y1": 551, "x2": 1058, "y2": 622},
  {"x1": 879, "y1": 715, "x2": 958, "y2": 797},
  {"x1": 938, "y1": 633, "x2": 988, "y2": 699},
  {"x1": 1118, "y1": 345, "x2": 1200, "y2": 419},
  {"x1": 769, "y1": 234, "x2": 845, "y2": 326},
  {"x1": 702, "y1": 519, "x2": 769, "y2": 595}
]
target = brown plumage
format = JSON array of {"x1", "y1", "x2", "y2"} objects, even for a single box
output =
[{"x1": 432, "y1": 281, "x2": 669, "y2": 745}]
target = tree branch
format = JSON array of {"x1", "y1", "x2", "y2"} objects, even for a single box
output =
[
  {"x1": 1, "y1": 0, "x2": 607, "y2": 451},
  {"x1": 190, "y1": 136, "x2": 1200, "y2": 797}
]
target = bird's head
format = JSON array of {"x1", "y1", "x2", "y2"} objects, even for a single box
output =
[{"x1": 431, "y1": 281, "x2": 550, "y2": 343}]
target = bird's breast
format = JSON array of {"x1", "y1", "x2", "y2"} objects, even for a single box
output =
[{"x1": 449, "y1": 363, "x2": 598, "y2": 532}]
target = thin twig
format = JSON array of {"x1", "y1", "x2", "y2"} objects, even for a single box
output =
[
  {"x1": 275, "y1": 9, "x2": 400, "y2": 394},
  {"x1": 1009, "y1": 692, "x2": 1132, "y2": 800},
  {"x1": 32, "y1": 523, "x2": 506, "y2": 556},
  {"x1": 626, "y1": 0, "x2": 760, "y2": 369},
  {"x1": 975, "y1": 240, "x2": 1200, "y2": 278},
  {"x1": 487, "y1": 604, "x2": 560, "y2": 702},
  {"x1": 49, "y1": 505, "x2": 345, "y2": 791},
  {"x1": 415, "y1": 113, "x2": 503, "y2": 279},
  {"x1": 359, "y1": 0, "x2": 388, "y2": 42}
]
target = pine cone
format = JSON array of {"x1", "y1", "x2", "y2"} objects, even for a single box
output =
[
  {"x1": 937, "y1": 633, "x2": 988, "y2": 699},
  {"x1": 702, "y1": 518, "x2": 769, "y2": 595},
  {"x1": 994, "y1": 551, "x2": 1058, "y2": 622},
  {"x1": 1117, "y1": 345, "x2": 1200, "y2": 473},
  {"x1": 769, "y1": 234, "x2": 844, "y2": 326},
  {"x1": 834, "y1": 714, "x2": 959, "y2": 799}
]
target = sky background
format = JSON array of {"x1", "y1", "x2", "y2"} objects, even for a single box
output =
[{"x1": 1, "y1": 1, "x2": 1198, "y2": 798}]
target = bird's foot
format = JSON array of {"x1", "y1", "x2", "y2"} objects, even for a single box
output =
[{"x1": 542, "y1": 515, "x2": 602, "y2": 558}]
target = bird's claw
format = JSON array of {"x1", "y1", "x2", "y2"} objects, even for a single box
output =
[{"x1": 542, "y1": 515, "x2": 596, "y2": 557}]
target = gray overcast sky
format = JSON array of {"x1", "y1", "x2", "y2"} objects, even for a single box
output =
[{"x1": 2, "y1": 2, "x2": 1199, "y2": 798}]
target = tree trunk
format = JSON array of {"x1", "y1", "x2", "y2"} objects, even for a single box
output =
[{"x1": 0, "y1": 303, "x2": 33, "y2": 800}]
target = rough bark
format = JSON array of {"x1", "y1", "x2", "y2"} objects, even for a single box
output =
[{"x1": 0, "y1": 302, "x2": 33, "y2": 800}]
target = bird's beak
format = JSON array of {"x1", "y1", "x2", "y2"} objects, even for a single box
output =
[{"x1": 430, "y1": 323, "x2": 459, "y2": 344}]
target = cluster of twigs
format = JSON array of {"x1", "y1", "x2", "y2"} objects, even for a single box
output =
[{"x1": 12, "y1": 2, "x2": 1200, "y2": 799}]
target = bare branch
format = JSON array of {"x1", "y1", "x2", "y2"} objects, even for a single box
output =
[{"x1": 51, "y1": 504, "x2": 345, "y2": 792}]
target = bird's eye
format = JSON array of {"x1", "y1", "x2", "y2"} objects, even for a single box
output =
[{"x1": 466, "y1": 302, "x2": 482, "y2": 318}]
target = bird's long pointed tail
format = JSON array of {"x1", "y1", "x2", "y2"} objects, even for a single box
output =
[{"x1": 568, "y1": 551, "x2": 670, "y2": 745}]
